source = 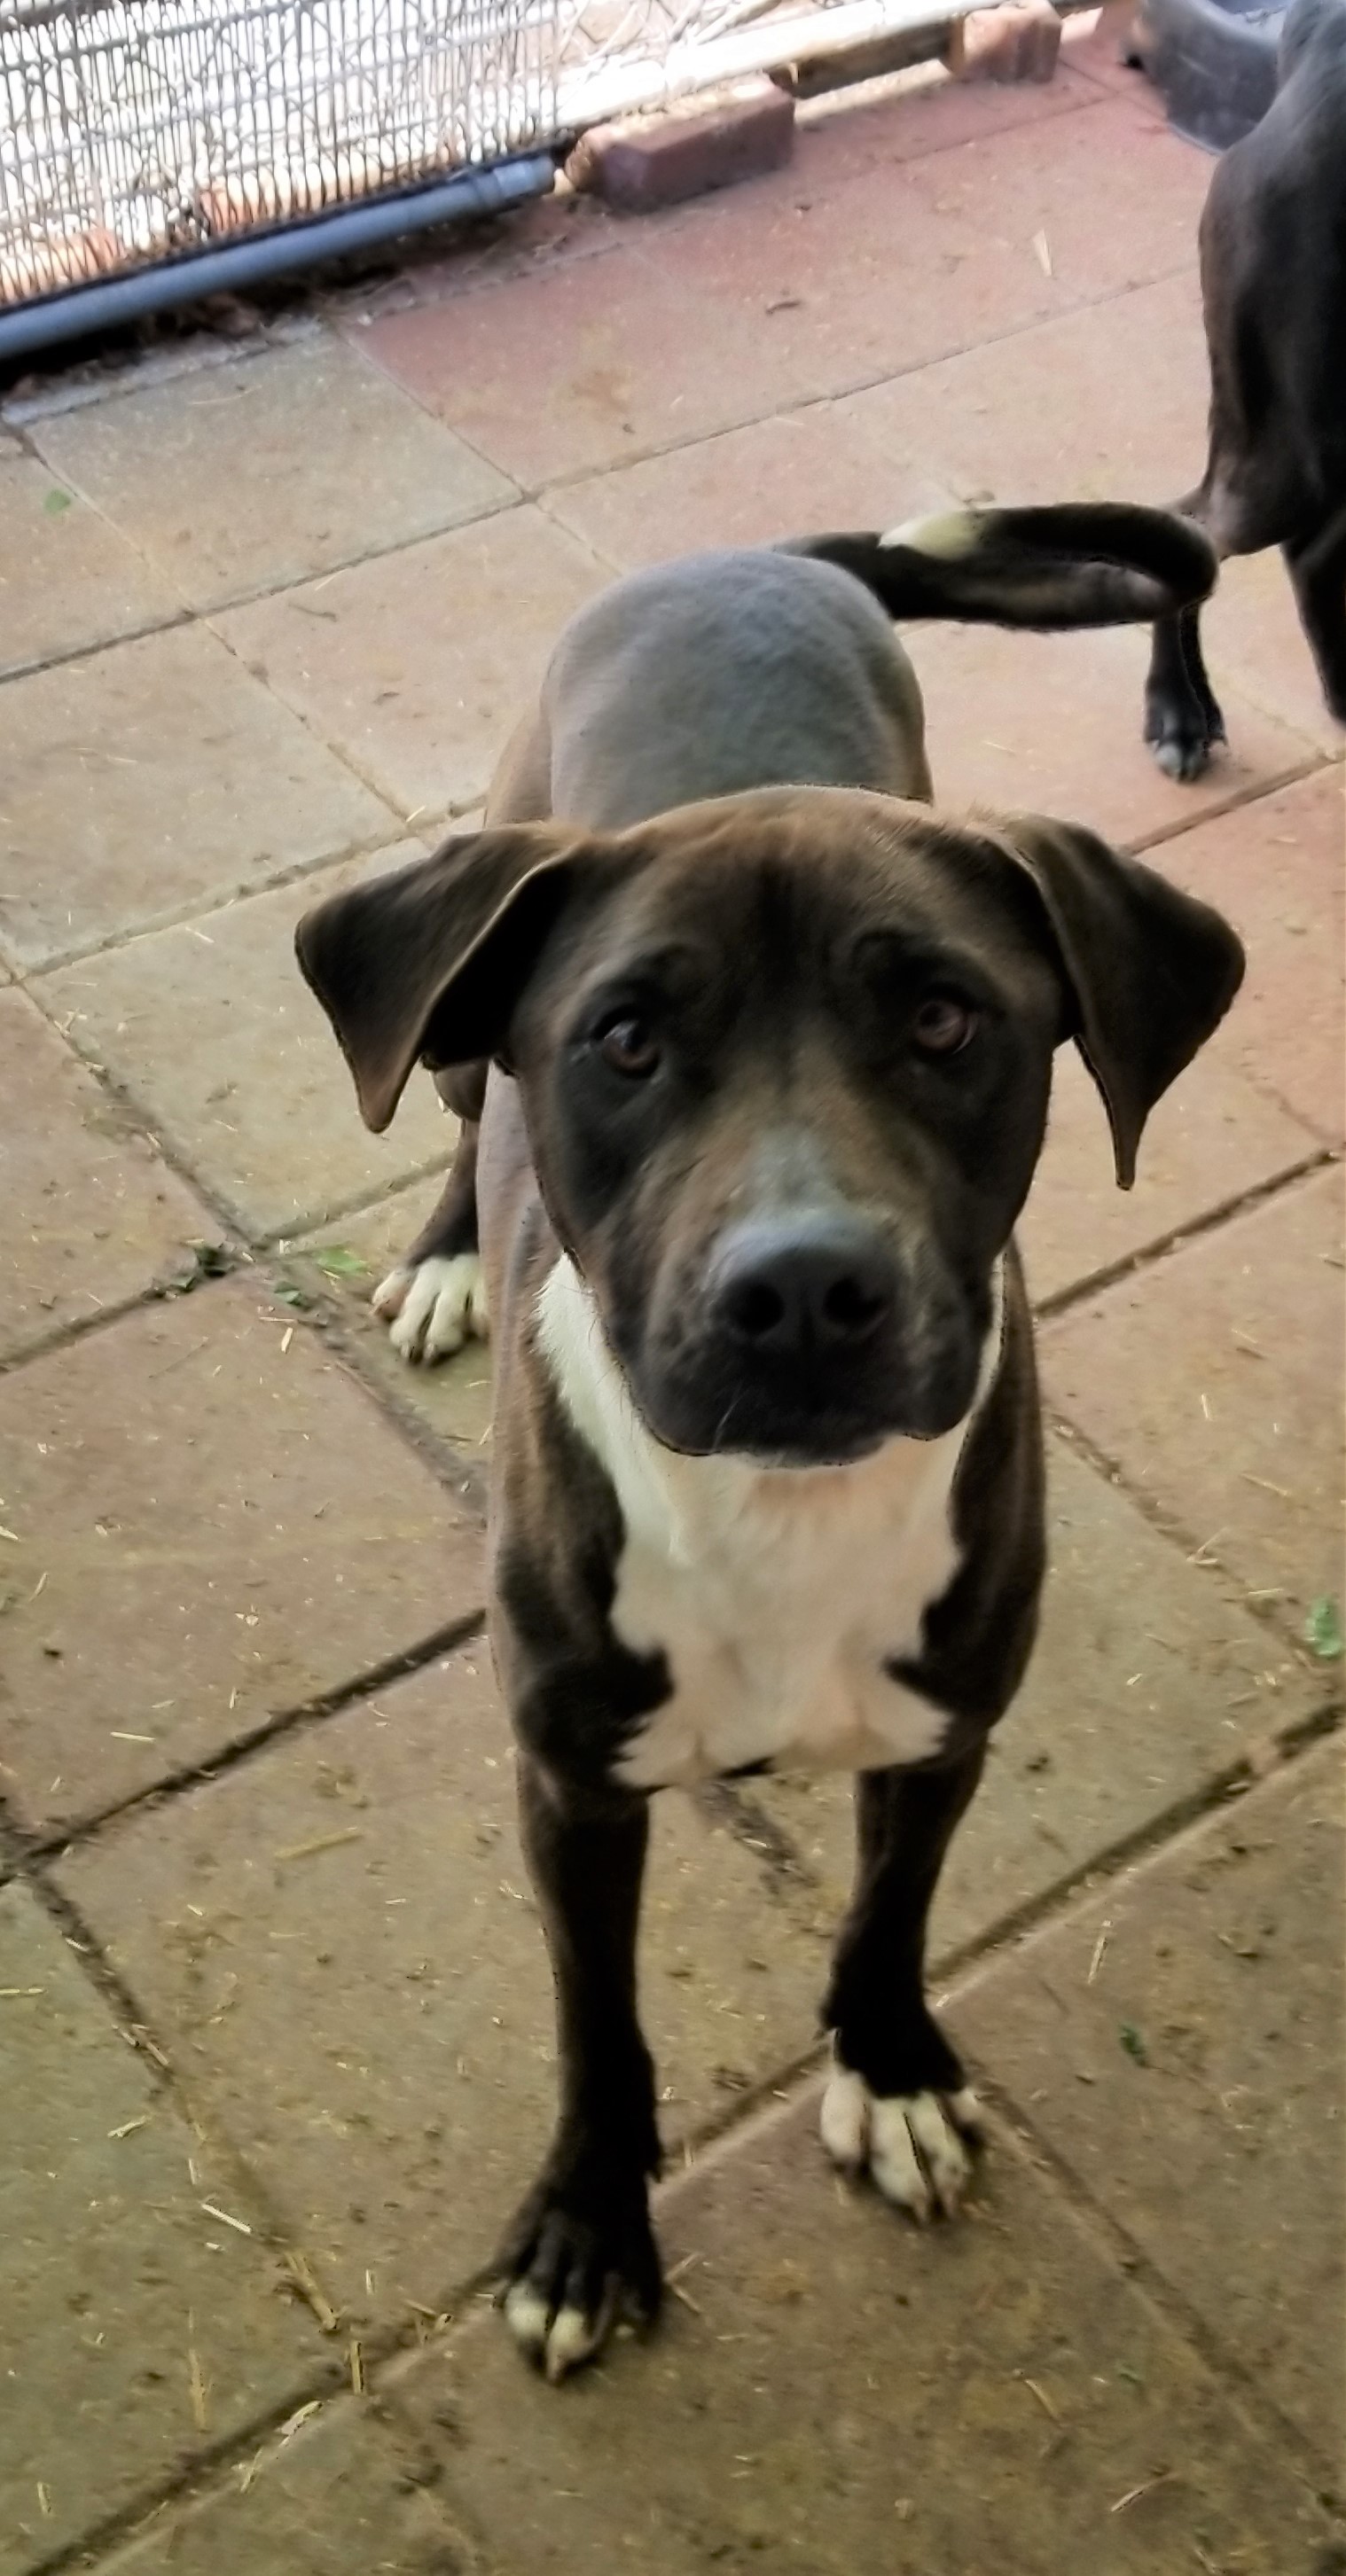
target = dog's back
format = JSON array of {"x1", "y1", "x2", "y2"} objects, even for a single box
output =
[{"x1": 540, "y1": 551, "x2": 932, "y2": 829}]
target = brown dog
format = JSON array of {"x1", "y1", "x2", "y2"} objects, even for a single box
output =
[{"x1": 298, "y1": 507, "x2": 1241, "y2": 2382}]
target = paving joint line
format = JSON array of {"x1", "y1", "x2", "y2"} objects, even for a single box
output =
[
  {"x1": 15, "y1": 2369, "x2": 352, "y2": 2576},
  {"x1": 22, "y1": 1608, "x2": 487, "y2": 1862},
  {"x1": 1046, "y1": 1408, "x2": 1341, "y2": 1667},
  {"x1": 0, "y1": 1256, "x2": 252, "y2": 1382},
  {"x1": 12, "y1": 818, "x2": 408, "y2": 979},
  {"x1": 971, "y1": 2063, "x2": 1345, "y2": 2509},
  {"x1": 1033, "y1": 1144, "x2": 1342, "y2": 1322},
  {"x1": 273, "y1": 1284, "x2": 491, "y2": 1522},
  {"x1": 0, "y1": 602, "x2": 192, "y2": 691},
  {"x1": 255, "y1": 1159, "x2": 459, "y2": 1258},
  {"x1": 1124, "y1": 750, "x2": 1335, "y2": 858}
]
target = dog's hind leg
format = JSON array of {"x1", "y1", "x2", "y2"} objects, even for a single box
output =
[
  {"x1": 820, "y1": 1747, "x2": 987, "y2": 2221},
  {"x1": 496, "y1": 1759, "x2": 662, "y2": 2382},
  {"x1": 1285, "y1": 504, "x2": 1346, "y2": 724},
  {"x1": 372, "y1": 1062, "x2": 489, "y2": 1365},
  {"x1": 1145, "y1": 598, "x2": 1229, "y2": 782}
]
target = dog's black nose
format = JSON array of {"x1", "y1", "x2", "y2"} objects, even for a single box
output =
[{"x1": 711, "y1": 1216, "x2": 896, "y2": 1356}]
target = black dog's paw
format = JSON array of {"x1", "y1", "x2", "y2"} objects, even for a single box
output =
[
  {"x1": 495, "y1": 2168, "x2": 662, "y2": 2382},
  {"x1": 1144, "y1": 686, "x2": 1227, "y2": 783}
]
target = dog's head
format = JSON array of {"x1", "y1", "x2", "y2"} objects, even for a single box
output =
[{"x1": 297, "y1": 788, "x2": 1242, "y2": 1466}]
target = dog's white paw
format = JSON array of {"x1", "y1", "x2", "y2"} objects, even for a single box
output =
[
  {"x1": 503, "y1": 2280, "x2": 616, "y2": 2385},
  {"x1": 372, "y1": 1253, "x2": 489, "y2": 1365},
  {"x1": 820, "y1": 2063, "x2": 984, "y2": 2221}
]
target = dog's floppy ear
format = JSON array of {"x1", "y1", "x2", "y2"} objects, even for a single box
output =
[
  {"x1": 295, "y1": 824, "x2": 611, "y2": 1132},
  {"x1": 997, "y1": 816, "x2": 1245, "y2": 1188}
]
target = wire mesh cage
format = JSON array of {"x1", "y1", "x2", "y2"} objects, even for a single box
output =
[
  {"x1": 0, "y1": 0, "x2": 560, "y2": 306},
  {"x1": 555, "y1": 0, "x2": 847, "y2": 126},
  {"x1": 1, "y1": 0, "x2": 868, "y2": 321}
]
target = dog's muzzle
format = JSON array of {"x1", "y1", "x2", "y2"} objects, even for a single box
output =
[{"x1": 632, "y1": 1212, "x2": 986, "y2": 1466}]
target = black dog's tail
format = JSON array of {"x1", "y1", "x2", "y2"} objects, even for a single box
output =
[{"x1": 784, "y1": 503, "x2": 1216, "y2": 630}]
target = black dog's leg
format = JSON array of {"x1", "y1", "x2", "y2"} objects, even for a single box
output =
[
  {"x1": 372, "y1": 1064, "x2": 488, "y2": 1363},
  {"x1": 1145, "y1": 600, "x2": 1227, "y2": 781},
  {"x1": 497, "y1": 1757, "x2": 662, "y2": 2380},
  {"x1": 821, "y1": 1746, "x2": 987, "y2": 2219},
  {"x1": 1285, "y1": 509, "x2": 1346, "y2": 723}
]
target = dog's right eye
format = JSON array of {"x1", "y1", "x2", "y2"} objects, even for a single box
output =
[{"x1": 593, "y1": 1014, "x2": 661, "y2": 1080}]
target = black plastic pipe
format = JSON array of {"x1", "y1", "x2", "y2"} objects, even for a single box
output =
[{"x1": 0, "y1": 149, "x2": 557, "y2": 363}]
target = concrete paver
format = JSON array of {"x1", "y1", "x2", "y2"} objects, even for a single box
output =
[
  {"x1": 639, "y1": 96, "x2": 1209, "y2": 411},
  {"x1": 1043, "y1": 1167, "x2": 1344, "y2": 1618},
  {"x1": 0, "y1": 984, "x2": 210, "y2": 1362},
  {"x1": 957, "y1": 1745, "x2": 1344, "y2": 2474},
  {"x1": 1161, "y1": 767, "x2": 1346, "y2": 1146},
  {"x1": 96, "y1": 2401, "x2": 469, "y2": 2575},
  {"x1": 388, "y1": 2077, "x2": 1331, "y2": 2576},
  {"x1": 219, "y1": 508, "x2": 607, "y2": 822},
  {"x1": 844, "y1": 268, "x2": 1208, "y2": 511},
  {"x1": 791, "y1": 52, "x2": 1106, "y2": 183},
  {"x1": 40, "y1": 846, "x2": 457, "y2": 1244},
  {"x1": 544, "y1": 399, "x2": 952, "y2": 572},
  {"x1": 1020, "y1": 1039, "x2": 1321, "y2": 1306},
  {"x1": 59, "y1": 1649, "x2": 836, "y2": 2329},
  {"x1": 33, "y1": 337, "x2": 518, "y2": 613},
  {"x1": 295, "y1": 1202, "x2": 495, "y2": 1470},
  {"x1": 752, "y1": 1439, "x2": 1319, "y2": 1952},
  {"x1": 0, "y1": 1882, "x2": 319, "y2": 2576},
  {"x1": 0, "y1": 624, "x2": 388, "y2": 972},
  {"x1": 357, "y1": 240, "x2": 805, "y2": 489},
  {"x1": 912, "y1": 617, "x2": 1317, "y2": 848},
  {"x1": 0, "y1": 1281, "x2": 483, "y2": 1833},
  {"x1": 0, "y1": 453, "x2": 178, "y2": 681}
]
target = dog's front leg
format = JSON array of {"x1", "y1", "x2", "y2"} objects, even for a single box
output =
[
  {"x1": 497, "y1": 1754, "x2": 662, "y2": 2381},
  {"x1": 372, "y1": 1065, "x2": 489, "y2": 1365},
  {"x1": 820, "y1": 1746, "x2": 987, "y2": 2220}
]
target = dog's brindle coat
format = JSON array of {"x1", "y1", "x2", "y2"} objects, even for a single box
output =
[
  {"x1": 297, "y1": 507, "x2": 1242, "y2": 2383},
  {"x1": 1145, "y1": 0, "x2": 1346, "y2": 779}
]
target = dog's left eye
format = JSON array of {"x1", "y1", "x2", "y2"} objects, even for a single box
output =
[
  {"x1": 912, "y1": 994, "x2": 978, "y2": 1056},
  {"x1": 594, "y1": 1014, "x2": 661, "y2": 1079}
]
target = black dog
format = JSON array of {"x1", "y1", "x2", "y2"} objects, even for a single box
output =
[
  {"x1": 298, "y1": 508, "x2": 1242, "y2": 2383},
  {"x1": 1145, "y1": 0, "x2": 1346, "y2": 777}
]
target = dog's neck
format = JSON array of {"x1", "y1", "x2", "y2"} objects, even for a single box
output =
[{"x1": 534, "y1": 1253, "x2": 1004, "y2": 1572}]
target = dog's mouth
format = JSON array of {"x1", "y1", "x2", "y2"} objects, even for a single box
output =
[{"x1": 625, "y1": 1331, "x2": 986, "y2": 1469}]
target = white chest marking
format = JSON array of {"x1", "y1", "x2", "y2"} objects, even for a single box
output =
[{"x1": 535, "y1": 1258, "x2": 1002, "y2": 1791}]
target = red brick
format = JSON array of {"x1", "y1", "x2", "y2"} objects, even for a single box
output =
[
  {"x1": 944, "y1": 0, "x2": 1062, "y2": 85},
  {"x1": 567, "y1": 81, "x2": 794, "y2": 214}
]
